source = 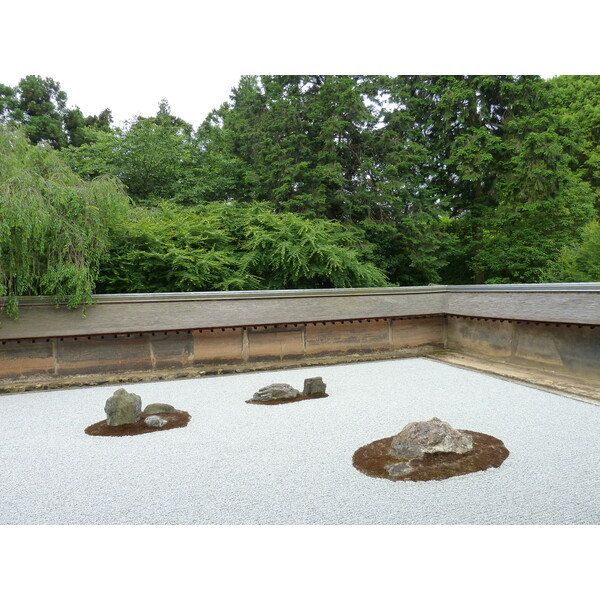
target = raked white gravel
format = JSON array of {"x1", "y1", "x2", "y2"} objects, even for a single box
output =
[{"x1": 1, "y1": 358, "x2": 599, "y2": 525}]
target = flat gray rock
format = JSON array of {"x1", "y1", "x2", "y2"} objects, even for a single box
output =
[
  {"x1": 303, "y1": 377, "x2": 326, "y2": 396},
  {"x1": 144, "y1": 403, "x2": 178, "y2": 414},
  {"x1": 390, "y1": 417, "x2": 473, "y2": 460},
  {"x1": 144, "y1": 415, "x2": 167, "y2": 428},
  {"x1": 385, "y1": 462, "x2": 414, "y2": 477},
  {"x1": 104, "y1": 388, "x2": 142, "y2": 426},
  {"x1": 251, "y1": 383, "x2": 300, "y2": 402}
]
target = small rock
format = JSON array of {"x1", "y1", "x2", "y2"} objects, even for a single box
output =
[
  {"x1": 385, "y1": 462, "x2": 414, "y2": 477},
  {"x1": 390, "y1": 417, "x2": 473, "y2": 460},
  {"x1": 144, "y1": 403, "x2": 178, "y2": 414},
  {"x1": 144, "y1": 415, "x2": 167, "y2": 428},
  {"x1": 105, "y1": 388, "x2": 142, "y2": 426},
  {"x1": 251, "y1": 383, "x2": 300, "y2": 402},
  {"x1": 303, "y1": 377, "x2": 326, "y2": 396}
]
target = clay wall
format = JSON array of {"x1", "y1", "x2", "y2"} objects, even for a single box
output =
[
  {"x1": 445, "y1": 316, "x2": 600, "y2": 382},
  {"x1": 1, "y1": 284, "x2": 598, "y2": 383},
  {"x1": 0, "y1": 316, "x2": 444, "y2": 379}
]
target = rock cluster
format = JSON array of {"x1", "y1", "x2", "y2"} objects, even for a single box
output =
[
  {"x1": 249, "y1": 377, "x2": 328, "y2": 403},
  {"x1": 384, "y1": 417, "x2": 474, "y2": 477},
  {"x1": 104, "y1": 389, "x2": 181, "y2": 428},
  {"x1": 390, "y1": 417, "x2": 473, "y2": 460}
]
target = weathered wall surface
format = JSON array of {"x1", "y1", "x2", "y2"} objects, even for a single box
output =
[
  {"x1": 1, "y1": 284, "x2": 598, "y2": 383},
  {"x1": 0, "y1": 316, "x2": 445, "y2": 379},
  {"x1": 0, "y1": 287, "x2": 445, "y2": 340},
  {"x1": 446, "y1": 286, "x2": 600, "y2": 325},
  {"x1": 445, "y1": 316, "x2": 600, "y2": 382}
]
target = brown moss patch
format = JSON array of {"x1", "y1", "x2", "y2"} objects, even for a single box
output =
[
  {"x1": 85, "y1": 411, "x2": 191, "y2": 437},
  {"x1": 246, "y1": 393, "x2": 328, "y2": 405},
  {"x1": 352, "y1": 430, "x2": 509, "y2": 482}
]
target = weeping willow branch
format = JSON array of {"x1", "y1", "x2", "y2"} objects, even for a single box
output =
[{"x1": 0, "y1": 126, "x2": 130, "y2": 319}]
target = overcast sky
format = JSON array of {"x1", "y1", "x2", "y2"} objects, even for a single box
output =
[{"x1": 2, "y1": 1, "x2": 597, "y2": 129}]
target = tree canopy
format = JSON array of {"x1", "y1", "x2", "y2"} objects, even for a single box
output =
[
  {"x1": 96, "y1": 201, "x2": 388, "y2": 294},
  {"x1": 542, "y1": 221, "x2": 600, "y2": 282},
  {"x1": 0, "y1": 126, "x2": 129, "y2": 316},
  {"x1": 0, "y1": 75, "x2": 112, "y2": 149},
  {"x1": 1, "y1": 73, "x2": 598, "y2": 315}
]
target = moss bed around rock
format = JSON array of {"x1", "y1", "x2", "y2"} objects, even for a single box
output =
[
  {"x1": 85, "y1": 411, "x2": 192, "y2": 437},
  {"x1": 245, "y1": 393, "x2": 329, "y2": 405},
  {"x1": 352, "y1": 430, "x2": 509, "y2": 482}
]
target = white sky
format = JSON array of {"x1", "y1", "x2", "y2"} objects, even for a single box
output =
[{"x1": 2, "y1": 1, "x2": 597, "y2": 128}]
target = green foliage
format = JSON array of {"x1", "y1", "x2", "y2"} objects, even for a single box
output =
[
  {"x1": 97, "y1": 202, "x2": 388, "y2": 293},
  {"x1": 354, "y1": 219, "x2": 446, "y2": 286},
  {"x1": 398, "y1": 75, "x2": 597, "y2": 283},
  {"x1": 5, "y1": 75, "x2": 69, "y2": 148},
  {"x1": 0, "y1": 126, "x2": 130, "y2": 316},
  {"x1": 4, "y1": 74, "x2": 600, "y2": 296},
  {"x1": 475, "y1": 178, "x2": 595, "y2": 283},
  {"x1": 235, "y1": 205, "x2": 389, "y2": 289},
  {"x1": 473, "y1": 112, "x2": 596, "y2": 282},
  {"x1": 0, "y1": 75, "x2": 110, "y2": 149},
  {"x1": 66, "y1": 100, "x2": 195, "y2": 202},
  {"x1": 189, "y1": 108, "x2": 261, "y2": 204},
  {"x1": 194, "y1": 76, "x2": 411, "y2": 218},
  {"x1": 191, "y1": 76, "x2": 447, "y2": 284},
  {"x1": 542, "y1": 221, "x2": 600, "y2": 282},
  {"x1": 547, "y1": 75, "x2": 600, "y2": 207},
  {"x1": 96, "y1": 202, "x2": 258, "y2": 293}
]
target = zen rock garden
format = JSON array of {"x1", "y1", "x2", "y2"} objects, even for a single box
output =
[
  {"x1": 246, "y1": 377, "x2": 328, "y2": 405},
  {"x1": 85, "y1": 388, "x2": 191, "y2": 437},
  {"x1": 84, "y1": 382, "x2": 508, "y2": 484},
  {"x1": 352, "y1": 417, "x2": 509, "y2": 481}
]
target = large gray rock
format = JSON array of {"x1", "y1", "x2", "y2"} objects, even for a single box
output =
[
  {"x1": 104, "y1": 388, "x2": 142, "y2": 426},
  {"x1": 144, "y1": 403, "x2": 178, "y2": 415},
  {"x1": 390, "y1": 417, "x2": 473, "y2": 460},
  {"x1": 144, "y1": 415, "x2": 167, "y2": 428},
  {"x1": 303, "y1": 377, "x2": 326, "y2": 396},
  {"x1": 251, "y1": 383, "x2": 300, "y2": 402}
]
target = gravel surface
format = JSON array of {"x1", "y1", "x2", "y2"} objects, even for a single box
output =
[{"x1": 1, "y1": 358, "x2": 599, "y2": 525}]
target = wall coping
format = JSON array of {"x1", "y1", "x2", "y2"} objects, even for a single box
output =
[
  {"x1": 7, "y1": 282, "x2": 600, "y2": 307},
  {"x1": 1, "y1": 283, "x2": 599, "y2": 340}
]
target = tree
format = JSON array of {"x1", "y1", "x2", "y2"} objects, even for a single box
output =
[
  {"x1": 0, "y1": 83, "x2": 15, "y2": 122},
  {"x1": 233, "y1": 204, "x2": 389, "y2": 289},
  {"x1": 542, "y1": 221, "x2": 600, "y2": 282},
  {"x1": 96, "y1": 202, "x2": 388, "y2": 293},
  {"x1": 66, "y1": 100, "x2": 196, "y2": 202},
  {"x1": 188, "y1": 108, "x2": 255, "y2": 204},
  {"x1": 195, "y1": 76, "x2": 383, "y2": 219},
  {"x1": 2, "y1": 75, "x2": 69, "y2": 148},
  {"x1": 397, "y1": 75, "x2": 596, "y2": 283},
  {"x1": 0, "y1": 75, "x2": 112, "y2": 148},
  {"x1": 0, "y1": 126, "x2": 130, "y2": 317},
  {"x1": 190, "y1": 76, "x2": 447, "y2": 285},
  {"x1": 96, "y1": 201, "x2": 258, "y2": 293},
  {"x1": 14, "y1": 73, "x2": 595, "y2": 289},
  {"x1": 474, "y1": 111, "x2": 595, "y2": 282},
  {"x1": 547, "y1": 75, "x2": 600, "y2": 208}
]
